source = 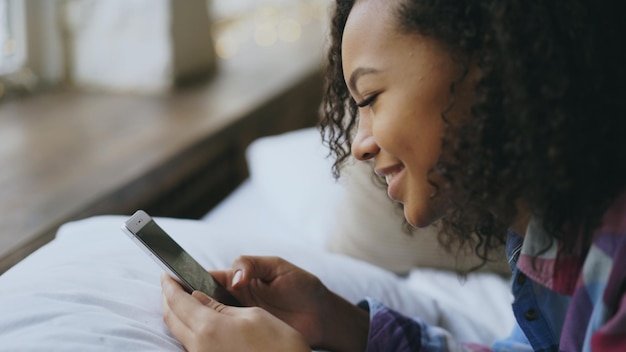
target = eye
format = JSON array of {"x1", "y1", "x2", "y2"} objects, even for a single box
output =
[{"x1": 356, "y1": 93, "x2": 378, "y2": 108}]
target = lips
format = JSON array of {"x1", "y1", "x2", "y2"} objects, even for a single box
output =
[
  {"x1": 385, "y1": 174, "x2": 394, "y2": 185},
  {"x1": 375, "y1": 163, "x2": 405, "y2": 180},
  {"x1": 374, "y1": 164, "x2": 405, "y2": 200}
]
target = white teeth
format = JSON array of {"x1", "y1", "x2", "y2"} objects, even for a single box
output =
[{"x1": 385, "y1": 174, "x2": 393, "y2": 185}]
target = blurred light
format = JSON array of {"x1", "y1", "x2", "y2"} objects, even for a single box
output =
[
  {"x1": 212, "y1": 0, "x2": 332, "y2": 52},
  {"x1": 278, "y1": 19, "x2": 301, "y2": 43},
  {"x1": 311, "y1": 2, "x2": 328, "y2": 20},
  {"x1": 255, "y1": 6, "x2": 280, "y2": 26},
  {"x1": 254, "y1": 23, "x2": 277, "y2": 47},
  {"x1": 215, "y1": 33, "x2": 239, "y2": 59},
  {"x1": 298, "y1": 5, "x2": 313, "y2": 25}
]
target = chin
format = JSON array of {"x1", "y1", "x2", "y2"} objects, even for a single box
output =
[{"x1": 403, "y1": 205, "x2": 437, "y2": 229}]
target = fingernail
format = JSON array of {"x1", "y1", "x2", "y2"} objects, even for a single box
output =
[
  {"x1": 192, "y1": 291, "x2": 212, "y2": 305},
  {"x1": 232, "y1": 270, "x2": 243, "y2": 287}
]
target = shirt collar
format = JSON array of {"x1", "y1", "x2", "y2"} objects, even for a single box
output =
[
  {"x1": 515, "y1": 217, "x2": 582, "y2": 295},
  {"x1": 512, "y1": 192, "x2": 626, "y2": 295}
]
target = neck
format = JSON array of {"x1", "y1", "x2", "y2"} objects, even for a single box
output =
[{"x1": 510, "y1": 205, "x2": 531, "y2": 237}]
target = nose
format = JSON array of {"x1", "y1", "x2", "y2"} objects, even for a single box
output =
[{"x1": 351, "y1": 116, "x2": 379, "y2": 161}]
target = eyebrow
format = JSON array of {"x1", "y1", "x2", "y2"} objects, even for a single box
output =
[{"x1": 348, "y1": 67, "x2": 380, "y2": 93}]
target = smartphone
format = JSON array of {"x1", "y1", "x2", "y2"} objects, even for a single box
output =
[{"x1": 122, "y1": 210, "x2": 241, "y2": 306}]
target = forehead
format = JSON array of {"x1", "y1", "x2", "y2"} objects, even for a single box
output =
[
  {"x1": 341, "y1": 0, "x2": 404, "y2": 75},
  {"x1": 343, "y1": 0, "x2": 398, "y2": 45}
]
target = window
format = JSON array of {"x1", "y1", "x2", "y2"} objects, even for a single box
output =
[
  {"x1": 0, "y1": 0, "x2": 26, "y2": 75},
  {"x1": 0, "y1": 0, "x2": 51, "y2": 101},
  {"x1": 0, "y1": 0, "x2": 331, "y2": 100},
  {"x1": 210, "y1": 0, "x2": 330, "y2": 59}
]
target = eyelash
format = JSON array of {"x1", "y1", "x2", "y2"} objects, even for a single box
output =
[{"x1": 356, "y1": 94, "x2": 378, "y2": 108}]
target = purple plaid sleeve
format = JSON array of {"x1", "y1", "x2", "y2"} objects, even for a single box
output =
[
  {"x1": 359, "y1": 298, "x2": 492, "y2": 352},
  {"x1": 361, "y1": 298, "x2": 423, "y2": 351}
]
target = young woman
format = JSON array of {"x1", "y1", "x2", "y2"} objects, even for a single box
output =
[{"x1": 161, "y1": 0, "x2": 626, "y2": 350}]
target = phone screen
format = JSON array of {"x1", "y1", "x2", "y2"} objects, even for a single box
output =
[{"x1": 132, "y1": 217, "x2": 241, "y2": 306}]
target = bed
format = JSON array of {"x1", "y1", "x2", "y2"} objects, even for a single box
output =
[{"x1": 0, "y1": 128, "x2": 515, "y2": 350}]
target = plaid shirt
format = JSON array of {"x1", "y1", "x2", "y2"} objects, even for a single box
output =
[{"x1": 362, "y1": 193, "x2": 626, "y2": 351}]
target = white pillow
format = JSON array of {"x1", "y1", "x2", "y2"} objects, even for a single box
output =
[
  {"x1": 247, "y1": 128, "x2": 510, "y2": 275},
  {"x1": 0, "y1": 216, "x2": 444, "y2": 350},
  {"x1": 327, "y1": 159, "x2": 510, "y2": 274},
  {"x1": 246, "y1": 128, "x2": 345, "y2": 246}
]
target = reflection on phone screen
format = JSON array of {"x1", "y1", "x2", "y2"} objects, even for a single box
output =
[{"x1": 136, "y1": 220, "x2": 240, "y2": 306}]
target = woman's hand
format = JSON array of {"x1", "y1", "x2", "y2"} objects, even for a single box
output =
[
  {"x1": 161, "y1": 274, "x2": 309, "y2": 352},
  {"x1": 210, "y1": 256, "x2": 369, "y2": 352}
]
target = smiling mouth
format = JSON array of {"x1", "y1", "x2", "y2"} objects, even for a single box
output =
[
  {"x1": 376, "y1": 164, "x2": 405, "y2": 185},
  {"x1": 385, "y1": 174, "x2": 394, "y2": 185}
]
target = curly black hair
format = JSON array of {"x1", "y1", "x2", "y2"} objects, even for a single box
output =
[{"x1": 320, "y1": 0, "x2": 626, "y2": 267}]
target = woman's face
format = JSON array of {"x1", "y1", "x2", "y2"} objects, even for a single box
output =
[{"x1": 342, "y1": 0, "x2": 474, "y2": 227}]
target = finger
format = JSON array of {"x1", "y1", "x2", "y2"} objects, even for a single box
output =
[
  {"x1": 230, "y1": 256, "x2": 286, "y2": 288},
  {"x1": 161, "y1": 292, "x2": 194, "y2": 345},
  {"x1": 161, "y1": 274, "x2": 220, "y2": 328},
  {"x1": 192, "y1": 289, "x2": 213, "y2": 305},
  {"x1": 208, "y1": 269, "x2": 232, "y2": 288},
  {"x1": 192, "y1": 291, "x2": 229, "y2": 314}
]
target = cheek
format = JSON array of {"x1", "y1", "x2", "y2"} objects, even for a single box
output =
[
  {"x1": 371, "y1": 87, "x2": 446, "y2": 168},
  {"x1": 396, "y1": 117, "x2": 444, "y2": 170}
]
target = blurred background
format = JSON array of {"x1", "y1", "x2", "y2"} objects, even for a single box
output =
[
  {"x1": 0, "y1": 0, "x2": 332, "y2": 273},
  {"x1": 0, "y1": 0, "x2": 331, "y2": 96}
]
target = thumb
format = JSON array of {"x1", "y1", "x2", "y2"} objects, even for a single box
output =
[
  {"x1": 208, "y1": 270, "x2": 230, "y2": 288},
  {"x1": 230, "y1": 256, "x2": 286, "y2": 289}
]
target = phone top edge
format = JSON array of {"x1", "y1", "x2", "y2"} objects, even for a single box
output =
[
  {"x1": 124, "y1": 210, "x2": 151, "y2": 234},
  {"x1": 121, "y1": 215, "x2": 196, "y2": 293}
]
